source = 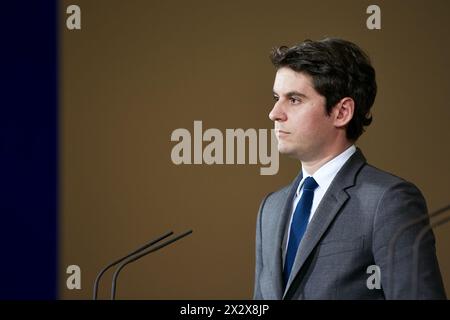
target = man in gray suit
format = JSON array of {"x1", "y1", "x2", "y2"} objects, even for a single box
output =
[{"x1": 254, "y1": 38, "x2": 446, "y2": 300}]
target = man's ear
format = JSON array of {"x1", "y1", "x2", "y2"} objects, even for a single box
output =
[{"x1": 333, "y1": 97, "x2": 354, "y2": 128}]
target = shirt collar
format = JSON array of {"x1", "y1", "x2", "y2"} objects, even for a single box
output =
[{"x1": 296, "y1": 145, "x2": 356, "y2": 196}]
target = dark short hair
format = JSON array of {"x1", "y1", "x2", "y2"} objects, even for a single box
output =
[{"x1": 270, "y1": 38, "x2": 377, "y2": 141}]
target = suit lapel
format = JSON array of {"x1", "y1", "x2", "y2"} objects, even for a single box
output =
[
  {"x1": 268, "y1": 171, "x2": 303, "y2": 299},
  {"x1": 282, "y1": 148, "x2": 367, "y2": 299}
]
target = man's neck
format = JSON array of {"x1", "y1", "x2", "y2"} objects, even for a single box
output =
[{"x1": 301, "y1": 142, "x2": 354, "y2": 175}]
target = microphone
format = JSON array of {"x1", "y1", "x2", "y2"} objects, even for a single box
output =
[
  {"x1": 387, "y1": 203, "x2": 450, "y2": 298},
  {"x1": 411, "y1": 212, "x2": 450, "y2": 299},
  {"x1": 93, "y1": 231, "x2": 174, "y2": 300},
  {"x1": 111, "y1": 229, "x2": 193, "y2": 300}
]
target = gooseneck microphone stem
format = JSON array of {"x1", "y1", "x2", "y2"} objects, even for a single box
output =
[
  {"x1": 411, "y1": 214, "x2": 450, "y2": 299},
  {"x1": 387, "y1": 203, "x2": 450, "y2": 298},
  {"x1": 111, "y1": 230, "x2": 193, "y2": 300},
  {"x1": 93, "y1": 231, "x2": 174, "y2": 300}
]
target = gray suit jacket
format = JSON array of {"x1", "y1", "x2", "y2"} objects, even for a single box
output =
[{"x1": 254, "y1": 148, "x2": 446, "y2": 299}]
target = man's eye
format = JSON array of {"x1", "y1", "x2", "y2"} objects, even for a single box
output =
[
  {"x1": 273, "y1": 96, "x2": 279, "y2": 102},
  {"x1": 290, "y1": 98, "x2": 300, "y2": 104}
]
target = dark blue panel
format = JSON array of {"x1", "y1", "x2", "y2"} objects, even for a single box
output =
[{"x1": 0, "y1": 1, "x2": 58, "y2": 299}]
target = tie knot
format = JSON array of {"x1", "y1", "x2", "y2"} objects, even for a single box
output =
[{"x1": 303, "y1": 176, "x2": 318, "y2": 191}]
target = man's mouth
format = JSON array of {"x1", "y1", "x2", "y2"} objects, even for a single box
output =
[{"x1": 275, "y1": 129, "x2": 290, "y2": 137}]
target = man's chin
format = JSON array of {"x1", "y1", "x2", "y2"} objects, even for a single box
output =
[
  {"x1": 278, "y1": 146, "x2": 296, "y2": 158},
  {"x1": 278, "y1": 144, "x2": 304, "y2": 160}
]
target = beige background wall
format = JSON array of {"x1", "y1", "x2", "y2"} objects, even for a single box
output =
[{"x1": 60, "y1": 0, "x2": 450, "y2": 299}]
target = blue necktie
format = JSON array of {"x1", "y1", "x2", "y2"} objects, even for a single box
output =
[{"x1": 283, "y1": 176, "x2": 319, "y2": 288}]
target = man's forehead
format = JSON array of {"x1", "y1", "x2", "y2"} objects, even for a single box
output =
[{"x1": 273, "y1": 68, "x2": 315, "y2": 95}]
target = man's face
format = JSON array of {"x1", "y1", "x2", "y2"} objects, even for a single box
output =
[{"x1": 270, "y1": 67, "x2": 336, "y2": 162}]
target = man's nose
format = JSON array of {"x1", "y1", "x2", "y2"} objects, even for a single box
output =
[{"x1": 269, "y1": 102, "x2": 287, "y2": 122}]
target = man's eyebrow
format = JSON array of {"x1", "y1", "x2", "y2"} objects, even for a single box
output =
[{"x1": 272, "y1": 90, "x2": 308, "y2": 98}]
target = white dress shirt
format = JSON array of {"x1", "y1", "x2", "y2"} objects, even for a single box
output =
[{"x1": 285, "y1": 144, "x2": 357, "y2": 250}]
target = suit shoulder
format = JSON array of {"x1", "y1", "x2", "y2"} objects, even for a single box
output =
[
  {"x1": 270, "y1": 183, "x2": 291, "y2": 197},
  {"x1": 357, "y1": 163, "x2": 424, "y2": 195},
  {"x1": 265, "y1": 183, "x2": 292, "y2": 204},
  {"x1": 256, "y1": 182, "x2": 291, "y2": 217}
]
